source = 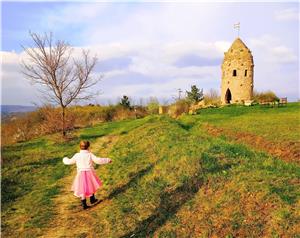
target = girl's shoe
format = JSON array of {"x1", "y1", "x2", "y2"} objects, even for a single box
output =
[
  {"x1": 90, "y1": 194, "x2": 98, "y2": 204},
  {"x1": 81, "y1": 199, "x2": 89, "y2": 210}
]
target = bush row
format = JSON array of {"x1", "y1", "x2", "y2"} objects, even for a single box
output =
[
  {"x1": 1, "y1": 90, "x2": 280, "y2": 144},
  {"x1": 1, "y1": 104, "x2": 149, "y2": 145}
]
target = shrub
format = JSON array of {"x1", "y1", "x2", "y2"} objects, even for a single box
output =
[
  {"x1": 4, "y1": 115, "x2": 34, "y2": 143},
  {"x1": 134, "y1": 106, "x2": 148, "y2": 118},
  {"x1": 253, "y1": 90, "x2": 279, "y2": 102},
  {"x1": 147, "y1": 97, "x2": 160, "y2": 114},
  {"x1": 70, "y1": 105, "x2": 108, "y2": 126},
  {"x1": 101, "y1": 106, "x2": 117, "y2": 122},
  {"x1": 37, "y1": 105, "x2": 75, "y2": 134},
  {"x1": 203, "y1": 89, "x2": 221, "y2": 106},
  {"x1": 168, "y1": 99, "x2": 190, "y2": 118},
  {"x1": 1, "y1": 105, "x2": 75, "y2": 144},
  {"x1": 1, "y1": 111, "x2": 42, "y2": 144},
  {"x1": 114, "y1": 105, "x2": 133, "y2": 120}
]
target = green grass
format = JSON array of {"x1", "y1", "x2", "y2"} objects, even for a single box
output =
[
  {"x1": 1, "y1": 105, "x2": 300, "y2": 237},
  {"x1": 180, "y1": 102, "x2": 300, "y2": 142}
]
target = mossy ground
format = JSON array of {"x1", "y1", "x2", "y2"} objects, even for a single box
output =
[{"x1": 2, "y1": 104, "x2": 300, "y2": 237}]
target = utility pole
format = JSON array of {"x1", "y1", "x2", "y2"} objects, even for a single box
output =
[{"x1": 177, "y1": 88, "x2": 182, "y2": 100}]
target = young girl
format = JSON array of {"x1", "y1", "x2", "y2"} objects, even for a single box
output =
[{"x1": 63, "y1": 140, "x2": 112, "y2": 209}]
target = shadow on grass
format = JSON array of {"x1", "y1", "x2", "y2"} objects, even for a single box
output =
[
  {"x1": 173, "y1": 120, "x2": 196, "y2": 131},
  {"x1": 106, "y1": 163, "x2": 155, "y2": 200},
  {"x1": 121, "y1": 173, "x2": 204, "y2": 238},
  {"x1": 4, "y1": 139, "x2": 47, "y2": 151},
  {"x1": 80, "y1": 133, "x2": 106, "y2": 140}
]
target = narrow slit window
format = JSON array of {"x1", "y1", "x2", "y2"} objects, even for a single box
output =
[
  {"x1": 233, "y1": 70, "x2": 237, "y2": 76},
  {"x1": 245, "y1": 70, "x2": 247, "y2": 77}
]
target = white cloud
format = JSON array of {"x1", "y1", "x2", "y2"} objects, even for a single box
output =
[
  {"x1": 1, "y1": 52, "x2": 39, "y2": 105},
  {"x1": 248, "y1": 35, "x2": 299, "y2": 100},
  {"x1": 102, "y1": 69, "x2": 128, "y2": 79},
  {"x1": 249, "y1": 34, "x2": 298, "y2": 64},
  {"x1": 275, "y1": 8, "x2": 299, "y2": 21},
  {"x1": 81, "y1": 3, "x2": 223, "y2": 46},
  {"x1": 271, "y1": 46, "x2": 298, "y2": 64},
  {"x1": 0, "y1": 51, "x2": 19, "y2": 64}
]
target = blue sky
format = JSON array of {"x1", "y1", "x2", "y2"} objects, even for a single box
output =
[{"x1": 1, "y1": 1, "x2": 299, "y2": 105}]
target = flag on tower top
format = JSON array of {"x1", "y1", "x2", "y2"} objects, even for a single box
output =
[
  {"x1": 234, "y1": 22, "x2": 240, "y2": 37},
  {"x1": 234, "y1": 22, "x2": 240, "y2": 29}
]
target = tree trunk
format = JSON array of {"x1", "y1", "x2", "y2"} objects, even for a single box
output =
[{"x1": 62, "y1": 106, "x2": 66, "y2": 137}]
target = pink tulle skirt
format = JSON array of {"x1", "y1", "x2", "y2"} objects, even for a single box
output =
[{"x1": 71, "y1": 170, "x2": 102, "y2": 198}]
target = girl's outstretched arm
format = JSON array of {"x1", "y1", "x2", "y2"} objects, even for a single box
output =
[
  {"x1": 63, "y1": 154, "x2": 77, "y2": 165},
  {"x1": 90, "y1": 153, "x2": 112, "y2": 165}
]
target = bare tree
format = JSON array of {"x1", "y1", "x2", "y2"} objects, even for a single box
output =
[{"x1": 21, "y1": 32, "x2": 100, "y2": 136}]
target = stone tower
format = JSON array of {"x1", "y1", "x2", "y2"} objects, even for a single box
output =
[{"x1": 221, "y1": 37, "x2": 254, "y2": 104}]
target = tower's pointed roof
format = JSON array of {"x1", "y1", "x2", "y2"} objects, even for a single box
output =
[
  {"x1": 223, "y1": 37, "x2": 253, "y2": 65},
  {"x1": 230, "y1": 37, "x2": 249, "y2": 50}
]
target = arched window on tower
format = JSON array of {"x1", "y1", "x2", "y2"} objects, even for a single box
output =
[
  {"x1": 245, "y1": 70, "x2": 247, "y2": 77},
  {"x1": 233, "y1": 70, "x2": 237, "y2": 77}
]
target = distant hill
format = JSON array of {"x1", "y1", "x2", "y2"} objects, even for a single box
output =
[
  {"x1": 1, "y1": 105, "x2": 37, "y2": 123},
  {"x1": 1, "y1": 105, "x2": 36, "y2": 114}
]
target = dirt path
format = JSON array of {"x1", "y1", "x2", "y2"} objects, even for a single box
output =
[
  {"x1": 42, "y1": 135, "x2": 119, "y2": 238},
  {"x1": 204, "y1": 123, "x2": 300, "y2": 165}
]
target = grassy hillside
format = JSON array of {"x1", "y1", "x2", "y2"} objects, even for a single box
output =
[
  {"x1": 2, "y1": 103, "x2": 300, "y2": 237},
  {"x1": 187, "y1": 102, "x2": 300, "y2": 142},
  {"x1": 180, "y1": 102, "x2": 300, "y2": 164}
]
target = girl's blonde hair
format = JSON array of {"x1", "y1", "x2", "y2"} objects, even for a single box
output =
[{"x1": 80, "y1": 140, "x2": 90, "y2": 150}]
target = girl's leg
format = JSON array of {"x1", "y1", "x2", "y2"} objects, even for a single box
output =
[
  {"x1": 90, "y1": 194, "x2": 98, "y2": 204},
  {"x1": 81, "y1": 196, "x2": 89, "y2": 209}
]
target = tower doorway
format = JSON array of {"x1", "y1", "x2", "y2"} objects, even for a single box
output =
[{"x1": 225, "y1": 89, "x2": 232, "y2": 104}]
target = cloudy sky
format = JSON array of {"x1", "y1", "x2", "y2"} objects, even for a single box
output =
[{"x1": 1, "y1": 1, "x2": 299, "y2": 105}]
